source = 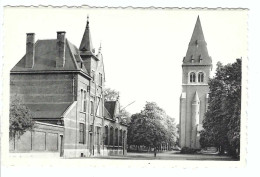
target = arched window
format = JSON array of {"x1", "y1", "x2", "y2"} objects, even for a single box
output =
[
  {"x1": 104, "y1": 126, "x2": 108, "y2": 145},
  {"x1": 190, "y1": 72, "x2": 196, "y2": 83},
  {"x1": 110, "y1": 127, "x2": 114, "y2": 146},
  {"x1": 198, "y1": 72, "x2": 204, "y2": 82},
  {"x1": 115, "y1": 128, "x2": 118, "y2": 146},
  {"x1": 119, "y1": 130, "x2": 123, "y2": 146}
]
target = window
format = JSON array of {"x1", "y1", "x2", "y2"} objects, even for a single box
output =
[
  {"x1": 90, "y1": 101, "x2": 94, "y2": 115},
  {"x1": 81, "y1": 89, "x2": 83, "y2": 111},
  {"x1": 79, "y1": 123, "x2": 85, "y2": 144},
  {"x1": 81, "y1": 89, "x2": 87, "y2": 112},
  {"x1": 91, "y1": 70, "x2": 95, "y2": 82},
  {"x1": 115, "y1": 128, "x2": 118, "y2": 146},
  {"x1": 119, "y1": 130, "x2": 122, "y2": 146},
  {"x1": 104, "y1": 126, "x2": 109, "y2": 145},
  {"x1": 198, "y1": 72, "x2": 204, "y2": 82},
  {"x1": 191, "y1": 55, "x2": 194, "y2": 63},
  {"x1": 96, "y1": 97, "x2": 102, "y2": 117},
  {"x1": 190, "y1": 72, "x2": 196, "y2": 83},
  {"x1": 199, "y1": 55, "x2": 203, "y2": 63},
  {"x1": 110, "y1": 127, "x2": 114, "y2": 146},
  {"x1": 99, "y1": 73, "x2": 102, "y2": 86},
  {"x1": 83, "y1": 91, "x2": 87, "y2": 112}
]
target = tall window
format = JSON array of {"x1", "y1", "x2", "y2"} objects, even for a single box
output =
[
  {"x1": 119, "y1": 130, "x2": 123, "y2": 146},
  {"x1": 81, "y1": 89, "x2": 83, "y2": 111},
  {"x1": 90, "y1": 101, "x2": 94, "y2": 115},
  {"x1": 198, "y1": 72, "x2": 204, "y2": 82},
  {"x1": 104, "y1": 126, "x2": 109, "y2": 145},
  {"x1": 190, "y1": 72, "x2": 196, "y2": 83},
  {"x1": 97, "y1": 97, "x2": 102, "y2": 117},
  {"x1": 110, "y1": 127, "x2": 114, "y2": 146},
  {"x1": 79, "y1": 123, "x2": 85, "y2": 144},
  {"x1": 91, "y1": 70, "x2": 95, "y2": 82},
  {"x1": 83, "y1": 90, "x2": 87, "y2": 112},
  {"x1": 99, "y1": 73, "x2": 102, "y2": 86},
  {"x1": 81, "y1": 89, "x2": 87, "y2": 112},
  {"x1": 115, "y1": 128, "x2": 118, "y2": 146}
]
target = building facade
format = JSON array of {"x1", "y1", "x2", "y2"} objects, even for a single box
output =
[
  {"x1": 9, "y1": 18, "x2": 128, "y2": 158},
  {"x1": 179, "y1": 16, "x2": 212, "y2": 149}
]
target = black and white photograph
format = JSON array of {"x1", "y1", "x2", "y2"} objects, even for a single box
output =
[{"x1": 1, "y1": 4, "x2": 251, "y2": 172}]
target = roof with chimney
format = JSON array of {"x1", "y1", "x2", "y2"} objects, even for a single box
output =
[
  {"x1": 11, "y1": 39, "x2": 89, "y2": 74},
  {"x1": 183, "y1": 16, "x2": 212, "y2": 66}
]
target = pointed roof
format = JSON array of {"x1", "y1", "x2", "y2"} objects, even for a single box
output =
[
  {"x1": 79, "y1": 16, "x2": 94, "y2": 54},
  {"x1": 192, "y1": 91, "x2": 200, "y2": 102},
  {"x1": 190, "y1": 16, "x2": 205, "y2": 43},
  {"x1": 183, "y1": 16, "x2": 212, "y2": 66}
]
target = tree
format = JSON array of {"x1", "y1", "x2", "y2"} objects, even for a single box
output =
[
  {"x1": 104, "y1": 88, "x2": 119, "y2": 101},
  {"x1": 104, "y1": 87, "x2": 131, "y2": 123},
  {"x1": 9, "y1": 97, "x2": 35, "y2": 140},
  {"x1": 127, "y1": 102, "x2": 178, "y2": 152},
  {"x1": 200, "y1": 59, "x2": 241, "y2": 157}
]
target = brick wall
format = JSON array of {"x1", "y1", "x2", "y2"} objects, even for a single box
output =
[
  {"x1": 10, "y1": 73, "x2": 74, "y2": 104},
  {"x1": 9, "y1": 122, "x2": 64, "y2": 152}
]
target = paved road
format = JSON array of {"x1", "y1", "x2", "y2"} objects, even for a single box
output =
[{"x1": 86, "y1": 151, "x2": 235, "y2": 161}]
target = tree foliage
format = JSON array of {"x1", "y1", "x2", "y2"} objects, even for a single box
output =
[
  {"x1": 104, "y1": 87, "x2": 131, "y2": 123},
  {"x1": 104, "y1": 88, "x2": 119, "y2": 101},
  {"x1": 127, "y1": 102, "x2": 178, "y2": 149},
  {"x1": 200, "y1": 59, "x2": 241, "y2": 156},
  {"x1": 9, "y1": 97, "x2": 35, "y2": 140}
]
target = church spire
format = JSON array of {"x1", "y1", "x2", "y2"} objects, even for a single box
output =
[
  {"x1": 183, "y1": 16, "x2": 212, "y2": 66},
  {"x1": 79, "y1": 16, "x2": 94, "y2": 53}
]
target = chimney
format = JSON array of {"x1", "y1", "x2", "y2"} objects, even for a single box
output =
[
  {"x1": 56, "y1": 31, "x2": 66, "y2": 67},
  {"x1": 25, "y1": 33, "x2": 35, "y2": 68}
]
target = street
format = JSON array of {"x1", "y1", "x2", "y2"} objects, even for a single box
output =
[{"x1": 85, "y1": 151, "x2": 236, "y2": 161}]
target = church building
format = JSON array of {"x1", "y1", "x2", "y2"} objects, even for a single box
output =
[
  {"x1": 179, "y1": 16, "x2": 212, "y2": 149},
  {"x1": 9, "y1": 18, "x2": 128, "y2": 158}
]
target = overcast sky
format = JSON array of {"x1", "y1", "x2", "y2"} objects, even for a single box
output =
[{"x1": 3, "y1": 7, "x2": 247, "y2": 122}]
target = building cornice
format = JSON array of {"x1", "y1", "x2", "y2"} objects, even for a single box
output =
[
  {"x1": 182, "y1": 64, "x2": 212, "y2": 67},
  {"x1": 10, "y1": 70, "x2": 92, "y2": 80},
  {"x1": 182, "y1": 84, "x2": 209, "y2": 86}
]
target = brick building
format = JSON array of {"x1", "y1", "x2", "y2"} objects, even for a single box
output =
[
  {"x1": 179, "y1": 16, "x2": 212, "y2": 149},
  {"x1": 9, "y1": 18, "x2": 128, "y2": 158}
]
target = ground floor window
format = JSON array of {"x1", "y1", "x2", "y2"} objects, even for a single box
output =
[
  {"x1": 110, "y1": 127, "x2": 114, "y2": 146},
  {"x1": 79, "y1": 123, "x2": 85, "y2": 144},
  {"x1": 115, "y1": 128, "x2": 118, "y2": 146},
  {"x1": 119, "y1": 129, "x2": 123, "y2": 146}
]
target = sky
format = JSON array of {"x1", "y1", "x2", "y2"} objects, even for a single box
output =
[{"x1": 3, "y1": 7, "x2": 247, "y2": 123}]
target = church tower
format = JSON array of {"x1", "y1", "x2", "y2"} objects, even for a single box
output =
[{"x1": 179, "y1": 16, "x2": 212, "y2": 149}]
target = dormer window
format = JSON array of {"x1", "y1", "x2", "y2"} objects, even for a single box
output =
[
  {"x1": 198, "y1": 72, "x2": 204, "y2": 82},
  {"x1": 199, "y1": 55, "x2": 203, "y2": 63},
  {"x1": 195, "y1": 40, "x2": 198, "y2": 47},
  {"x1": 190, "y1": 72, "x2": 196, "y2": 83},
  {"x1": 191, "y1": 55, "x2": 194, "y2": 63}
]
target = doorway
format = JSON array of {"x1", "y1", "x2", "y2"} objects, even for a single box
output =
[{"x1": 60, "y1": 135, "x2": 64, "y2": 157}]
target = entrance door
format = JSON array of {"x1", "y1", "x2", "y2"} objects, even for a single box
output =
[
  {"x1": 97, "y1": 127, "x2": 101, "y2": 154},
  {"x1": 122, "y1": 132, "x2": 125, "y2": 155},
  {"x1": 60, "y1": 135, "x2": 64, "y2": 157},
  {"x1": 89, "y1": 133, "x2": 93, "y2": 155}
]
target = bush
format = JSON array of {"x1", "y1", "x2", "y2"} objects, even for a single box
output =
[{"x1": 180, "y1": 147, "x2": 200, "y2": 154}]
